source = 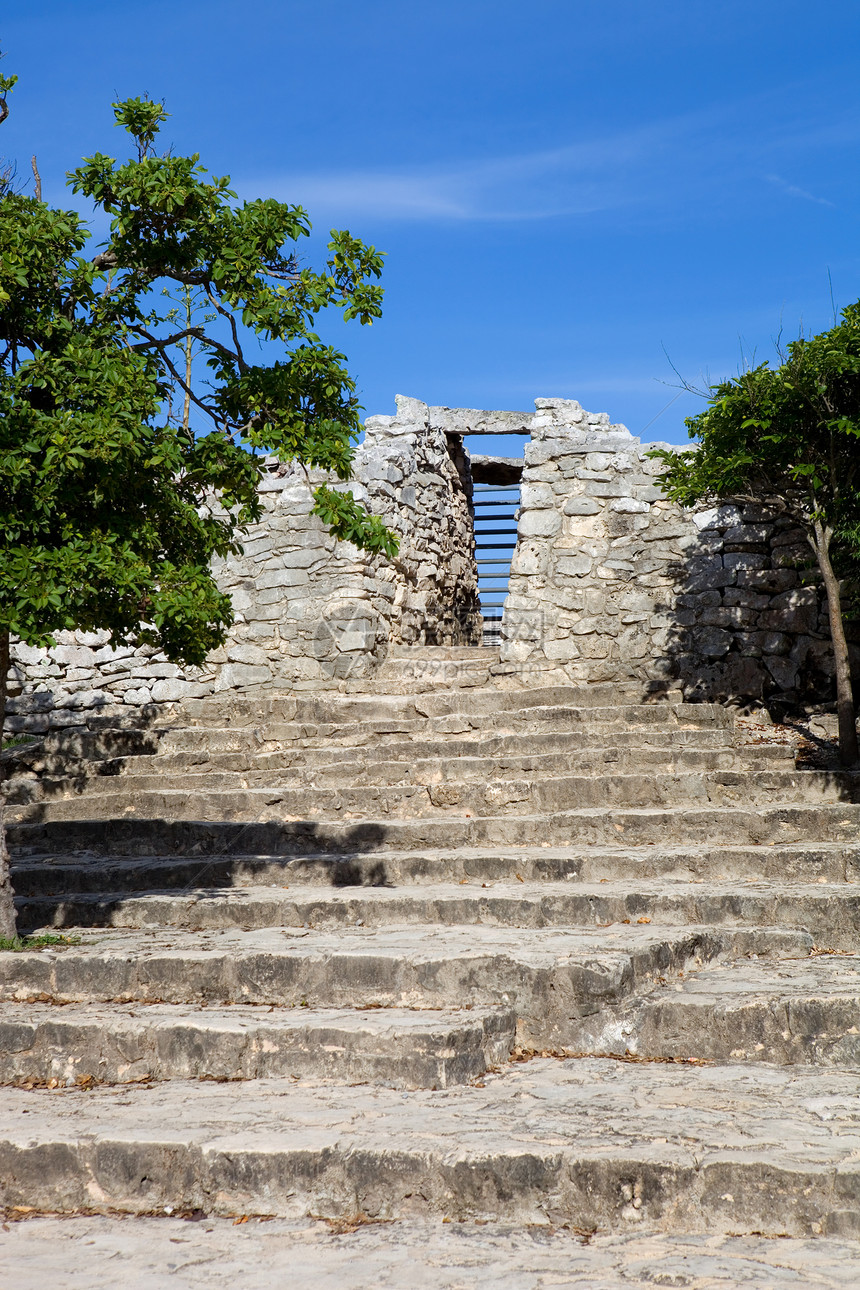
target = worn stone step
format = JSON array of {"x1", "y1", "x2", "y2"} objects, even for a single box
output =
[
  {"x1": 5, "y1": 741, "x2": 793, "y2": 799},
  {"x1": 574, "y1": 955, "x2": 860, "y2": 1068},
  {"x1": 1, "y1": 719, "x2": 753, "y2": 799},
  {"x1": 10, "y1": 803, "x2": 860, "y2": 855},
  {"x1": 370, "y1": 651, "x2": 496, "y2": 692},
  {"x1": 2, "y1": 1060, "x2": 859, "y2": 1234},
  {"x1": 7, "y1": 759, "x2": 816, "y2": 811},
  {"x1": 162, "y1": 721, "x2": 742, "y2": 755},
  {"x1": 180, "y1": 693, "x2": 727, "y2": 731},
  {"x1": 178, "y1": 684, "x2": 694, "y2": 722},
  {"x1": 12, "y1": 843, "x2": 860, "y2": 899},
  {"x1": 0, "y1": 925, "x2": 811, "y2": 1046},
  {"x1": 7, "y1": 768, "x2": 853, "y2": 821},
  {"x1": 0, "y1": 1002, "x2": 514, "y2": 1090},
  {"x1": 6, "y1": 1216, "x2": 860, "y2": 1289},
  {"x1": 17, "y1": 880, "x2": 860, "y2": 950},
  {"x1": 3, "y1": 748, "x2": 785, "y2": 808},
  {"x1": 29, "y1": 741, "x2": 791, "y2": 789}
]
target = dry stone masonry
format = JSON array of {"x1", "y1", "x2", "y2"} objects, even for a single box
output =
[
  {"x1": 503, "y1": 397, "x2": 856, "y2": 703},
  {"x1": 5, "y1": 396, "x2": 480, "y2": 734},
  {"x1": 4, "y1": 393, "x2": 857, "y2": 736}
]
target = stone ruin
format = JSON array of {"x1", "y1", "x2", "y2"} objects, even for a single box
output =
[{"x1": 4, "y1": 394, "x2": 858, "y2": 735}]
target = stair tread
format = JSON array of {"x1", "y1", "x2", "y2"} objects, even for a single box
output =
[
  {"x1": 3, "y1": 1216, "x2": 858, "y2": 1289},
  {"x1": 7, "y1": 1057, "x2": 857, "y2": 1155},
  {"x1": 3, "y1": 1060, "x2": 859, "y2": 1233},
  {"x1": 0, "y1": 999, "x2": 510, "y2": 1028},
  {"x1": 640, "y1": 954, "x2": 860, "y2": 1000}
]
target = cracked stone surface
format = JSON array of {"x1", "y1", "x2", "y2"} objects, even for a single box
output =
[
  {"x1": 3, "y1": 1060, "x2": 860, "y2": 1235},
  {"x1": 2, "y1": 1215, "x2": 859, "y2": 1289}
]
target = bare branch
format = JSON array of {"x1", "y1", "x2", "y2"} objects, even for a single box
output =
[
  {"x1": 206, "y1": 288, "x2": 248, "y2": 371},
  {"x1": 128, "y1": 325, "x2": 205, "y2": 354},
  {"x1": 0, "y1": 96, "x2": 8, "y2": 127},
  {"x1": 660, "y1": 343, "x2": 711, "y2": 399},
  {"x1": 30, "y1": 155, "x2": 41, "y2": 201}
]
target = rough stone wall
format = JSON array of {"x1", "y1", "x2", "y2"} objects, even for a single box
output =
[
  {"x1": 4, "y1": 397, "x2": 480, "y2": 734},
  {"x1": 501, "y1": 398, "x2": 859, "y2": 702},
  {"x1": 6, "y1": 391, "x2": 857, "y2": 734}
]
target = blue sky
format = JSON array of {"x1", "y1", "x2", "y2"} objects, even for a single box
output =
[{"x1": 3, "y1": 0, "x2": 859, "y2": 444}]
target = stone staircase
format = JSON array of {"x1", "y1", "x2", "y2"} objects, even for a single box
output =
[{"x1": 2, "y1": 647, "x2": 860, "y2": 1264}]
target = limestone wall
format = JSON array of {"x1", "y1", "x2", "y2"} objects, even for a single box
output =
[
  {"x1": 5, "y1": 392, "x2": 857, "y2": 735},
  {"x1": 4, "y1": 397, "x2": 480, "y2": 734},
  {"x1": 501, "y1": 398, "x2": 858, "y2": 702}
]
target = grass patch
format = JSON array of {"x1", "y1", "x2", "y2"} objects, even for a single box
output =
[
  {"x1": 0, "y1": 933, "x2": 80, "y2": 952},
  {"x1": 1, "y1": 734, "x2": 38, "y2": 751}
]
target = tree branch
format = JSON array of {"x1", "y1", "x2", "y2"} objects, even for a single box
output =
[
  {"x1": 30, "y1": 154, "x2": 41, "y2": 200},
  {"x1": 206, "y1": 288, "x2": 248, "y2": 372},
  {"x1": 128, "y1": 325, "x2": 205, "y2": 354}
]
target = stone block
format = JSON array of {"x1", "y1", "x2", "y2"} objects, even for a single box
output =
[
  {"x1": 692, "y1": 626, "x2": 732, "y2": 657},
  {"x1": 149, "y1": 679, "x2": 200, "y2": 703},
  {"x1": 227, "y1": 643, "x2": 271, "y2": 667},
  {"x1": 518, "y1": 510, "x2": 562, "y2": 538},
  {"x1": 562, "y1": 497, "x2": 601, "y2": 516},
  {"x1": 723, "y1": 552, "x2": 768, "y2": 573},
  {"x1": 555, "y1": 554, "x2": 593, "y2": 578},
  {"x1": 764, "y1": 655, "x2": 798, "y2": 691},
  {"x1": 519, "y1": 483, "x2": 554, "y2": 509},
  {"x1": 724, "y1": 524, "x2": 772, "y2": 545},
  {"x1": 543, "y1": 636, "x2": 581, "y2": 660},
  {"x1": 213, "y1": 663, "x2": 273, "y2": 691},
  {"x1": 584, "y1": 480, "x2": 632, "y2": 499},
  {"x1": 123, "y1": 687, "x2": 153, "y2": 706},
  {"x1": 609, "y1": 498, "x2": 650, "y2": 514}
]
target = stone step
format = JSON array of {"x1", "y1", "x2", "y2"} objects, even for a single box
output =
[
  {"x1": 2, "y1": 723, "x2": 748, "y2": 788},
  {"x1": 370, "y1": 652, "x2": 497, "y2": 691},
  {"x1": 6, "y1": 1217, "x2": 860, "y2": 1289},
  {"x1": 12, "y1": 843, "x2": 860, "y2": 897},
  {"x1": 2, "y1": 1059, "x2": 858, "y2": 1234},
  {"x1": 0, "y1": 1002, "x2": 514, "y2": 1090},
  {"x1": 179, "y1": 693, "x2": 726, "y2": 731},
  {"x1": 163, "y1": 721, "x2": 743, "y2": 755},
  {"x1": 0, "y1": 925, "x2": 811, "y2": 1047},
  {"x1": 7, "y1": 768, "x2": 854, "y2": 821},
  {"x1": 575, "y1": 955, "x2": 860, "y2": 1068},
  {"x1": 7, "y1": 743, "x2": 791, "y2": 800},
  {"x1": 17, "y1": 879, "x2": 860, "y2": 950},
  {"x1": 2, "y1": 712, "x2": 749, "y2": 795},
  {"x1": 176, "y1": 686, "x2": 706, "y2": 727},
  {"x1": 10, "y1": 803, "x2": 860, "y2": 855}
]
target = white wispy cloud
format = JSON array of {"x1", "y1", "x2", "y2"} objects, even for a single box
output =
[
  {"x1": 239, "y1": 96, "x2": 855, "y2": 224},
  {"x1": 764, "y1": 174, "x2": 835, "y2": 207}
]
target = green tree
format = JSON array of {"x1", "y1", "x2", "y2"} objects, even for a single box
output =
[
  {"x1": 652, "y1": 305, "x2": 860, "y2": 766},
  {"x1": 0, "y1": 77, "x2": 396, "y2": 937}
]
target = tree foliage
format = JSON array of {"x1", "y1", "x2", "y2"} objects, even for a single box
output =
[
  {"x1": 651, "y1": 304, "x2": 860, "y2": 764},
  {"x1": 1, "y1": 90, "x2": 396, "y2": 667}
]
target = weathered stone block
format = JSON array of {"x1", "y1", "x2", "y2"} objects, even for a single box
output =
[
  {"x1": 555, "y1": 555, "x2": 593, "y2": 578},
  {"x1": 518, "y1": 510, "x2": 562, "y2": 538}
]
